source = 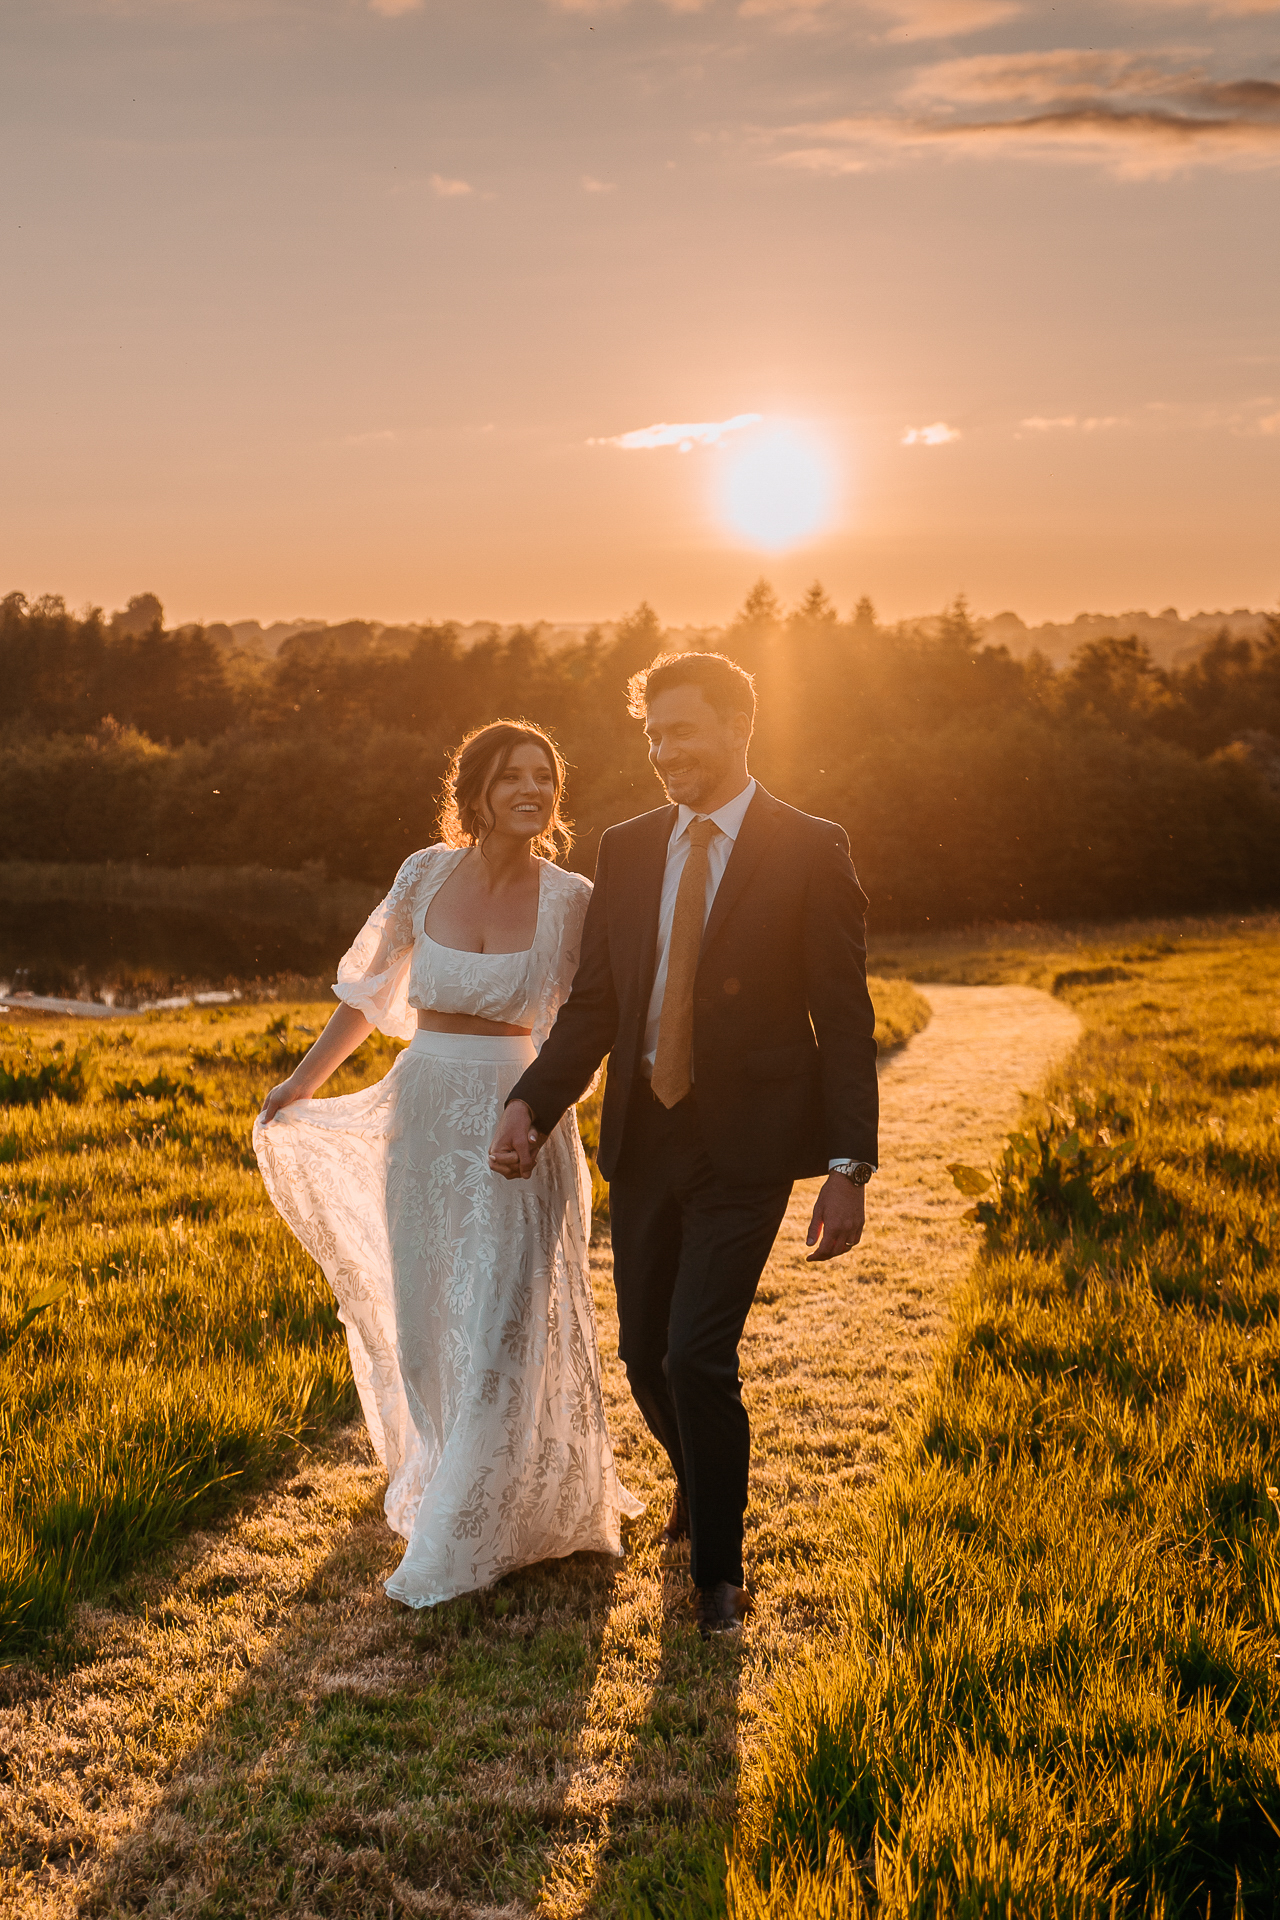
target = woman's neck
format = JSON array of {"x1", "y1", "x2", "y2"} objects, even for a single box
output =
[{"x1": 467, "y1": 837, "x2": 536, "y2": 889}]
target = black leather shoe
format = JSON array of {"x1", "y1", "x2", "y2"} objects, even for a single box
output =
[
  {"x1": 697, "y1": 1581, "x2": 751, "y2": 1639},
  {"x1": 661, "y1": 1486, "x2": 689, "y2": 1548}
]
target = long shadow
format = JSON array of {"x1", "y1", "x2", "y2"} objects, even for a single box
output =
[
  {"x1": 66, "y1": 1475, "x2": 630, "y2": 1919},
  {"x1": 561, "y1": 1550, "x2": 745, "y2": 1920}
]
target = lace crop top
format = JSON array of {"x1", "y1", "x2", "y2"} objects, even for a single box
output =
[{"x1": 333, "y1": 846, "x2": 592, "y2": 1050}]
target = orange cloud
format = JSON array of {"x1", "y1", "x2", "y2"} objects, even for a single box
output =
[
  {"x1": 775, "y1": 46, "x2": 1280, "y2": 176},
  {"x1": 591, "y1": 413, "x2": 763, "y2": 450}
]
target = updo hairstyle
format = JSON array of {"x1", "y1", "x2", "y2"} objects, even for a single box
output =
[{"x1": 439, "y1": 720, "x2": 573, "y2": 863}]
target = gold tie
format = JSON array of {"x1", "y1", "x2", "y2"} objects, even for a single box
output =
[{"x1": 651, "y1": 817, "x2": 720, "y2": 1109}]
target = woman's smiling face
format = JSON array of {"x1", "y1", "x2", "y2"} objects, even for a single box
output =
[{"x1": 484, "y1": 743, "x2": 558, "y2": 841}]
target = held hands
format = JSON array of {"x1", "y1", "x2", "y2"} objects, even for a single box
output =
[
  {"x1": 489, "y1": 1099, "x2": 547, "y2": 1180},
  {"x1": 806, "y1": 1173, "x2": 866, "y2": 1263}
]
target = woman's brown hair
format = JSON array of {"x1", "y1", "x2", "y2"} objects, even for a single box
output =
[{"x1": 439, "y1": 720, "x2": 573, "y2": 863}]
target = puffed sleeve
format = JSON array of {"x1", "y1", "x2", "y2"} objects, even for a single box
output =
[
  {"x1": 530, "y1": 868, "x2": 593, "y2": 1054},
  {"x1": 332, "y1": 849, "x2": 431, "y2": 1043}
]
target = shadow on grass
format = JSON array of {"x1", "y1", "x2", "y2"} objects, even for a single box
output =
[
  {"x1": 575, "y1": 1556, "x2": 742, "y2": 1920},
  {"x1": 73, "y1": 1491, "x2": 743, "y2": 1920}
]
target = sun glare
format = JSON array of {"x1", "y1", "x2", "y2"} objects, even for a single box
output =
[{"x1": 718, "y1": 425, "x2": 835, "y2": 552}]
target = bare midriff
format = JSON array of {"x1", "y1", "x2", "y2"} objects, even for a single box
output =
[{"x1": 416, "y1": 1009, "x2": 533, "y2": 1038}]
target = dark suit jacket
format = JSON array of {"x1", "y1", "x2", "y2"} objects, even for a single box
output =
[{"x1": 510, "y1": 784, "x2": 879, "y2": 1184}]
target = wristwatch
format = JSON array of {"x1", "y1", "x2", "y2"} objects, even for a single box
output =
[{"x1": 830, "y1": 1160, "x2": 876, "y2": 1187}]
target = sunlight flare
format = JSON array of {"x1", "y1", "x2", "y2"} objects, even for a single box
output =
[{"x1": 717, "y1": 424, "x2": 837, "y2": 552}]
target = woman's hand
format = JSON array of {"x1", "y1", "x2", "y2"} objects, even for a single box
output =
[
  {"x1": 256, "y1": 1004, "x2": 374, "y2": 1126},
  {"x1": 259, "y1": 1075, "x2": 307, "y2": 1125}
]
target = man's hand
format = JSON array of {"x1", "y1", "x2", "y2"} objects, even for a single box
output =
[
  {"x1": 488, "y1": 1099, "x2": 547, "y2": 1181},
  {"x1": 806, "y1": 1173, "x2": 866, "y2": 1262}
]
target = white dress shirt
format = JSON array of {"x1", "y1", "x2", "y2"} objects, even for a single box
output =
[{"x1": 641, "y1": 778, "x2": 757, "y2": 1074}]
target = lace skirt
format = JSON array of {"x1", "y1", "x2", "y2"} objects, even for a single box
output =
[{"x1": 253, "y1": 1029, "x2": 642, "y2": 1607}]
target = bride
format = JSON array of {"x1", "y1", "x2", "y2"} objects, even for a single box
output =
[{"x1": 254, "y1": 720, "x2": 641, "y2": 1608}]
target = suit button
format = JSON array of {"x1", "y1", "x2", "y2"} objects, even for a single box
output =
[{"x1": 723, "y1": 977, "x2": 741, "y2": 996}]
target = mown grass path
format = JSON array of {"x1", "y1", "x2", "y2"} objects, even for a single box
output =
[{"x1": 1, "y1": 986, "x2": 1079, "y2": 1920}]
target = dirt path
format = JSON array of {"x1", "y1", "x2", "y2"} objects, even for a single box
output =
[
  {"x1": 539, "y1": 983, "x2": 1084, "y2": 1913},
  {"x1": 1, "y1": 985, "x2": 1080, "y2": 1920}
]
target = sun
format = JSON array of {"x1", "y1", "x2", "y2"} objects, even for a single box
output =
[{"x1": 718, "y1": 424, "x2": 835, "y2": 551}]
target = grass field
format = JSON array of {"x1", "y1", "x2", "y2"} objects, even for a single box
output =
[
  {"x1": 733, "y1": 917, "x2": 1280, "y2": 1917},
  {"x1": 0, "y1": 1007, "x2": 400, "y2": 1655},
  {"x1": 16, "y1": 920, "x2": 1280, "y2": 1918},
  {"x1": 0, "y1": 972, "x2": 929, "y2": 1666}
]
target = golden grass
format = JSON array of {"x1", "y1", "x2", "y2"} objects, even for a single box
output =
[
  {"x1": 0, "y1": 1007, "x2": 408, "y2": 1653},
  {"x1": 733, "y1": 929, "x2": 1280, "y2": 1915},
  {"x1": 865, "y1": 978, "x2": 930, "y2": 1055},
  {"x1": 0, "y1": 972, "x2": 1085, "y2": 1918}
]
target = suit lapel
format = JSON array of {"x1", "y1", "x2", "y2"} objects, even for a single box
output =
[
  {"x1": 626, "y1": 806, "x2": 677, "y2": 1007},
  {"x1": 699, "y1": 785, "x2": 783, "y2": 959}
]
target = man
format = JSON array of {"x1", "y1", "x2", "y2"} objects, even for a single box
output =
[{"x1": 488, "y1": 651, "x2": 878, "y2": 1637}]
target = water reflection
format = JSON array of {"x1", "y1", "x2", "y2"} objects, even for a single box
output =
[{"x1": 0, "y1": 899, "x2": 338, "y2": 1008}]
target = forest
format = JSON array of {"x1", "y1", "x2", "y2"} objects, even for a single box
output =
[{"x1": 3, "y1": 584, "x2": 1279, "y2": 930}]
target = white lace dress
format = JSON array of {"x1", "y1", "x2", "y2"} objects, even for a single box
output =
[{"x1": 253, "y1": 845, "x2": 642, "y2": 1607}]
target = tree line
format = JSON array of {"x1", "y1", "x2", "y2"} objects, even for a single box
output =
[{"x1": 3, "y1": 585, "x2": 1279, "y2": 931}]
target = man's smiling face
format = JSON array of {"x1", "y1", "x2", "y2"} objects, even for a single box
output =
[{"x1": 644, "y1": 685, "x2": 749, "y2": 812}]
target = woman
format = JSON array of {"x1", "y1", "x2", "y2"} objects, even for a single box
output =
[{"x1": 254, "y1": 721, "x2": 641, "y2": 1608}]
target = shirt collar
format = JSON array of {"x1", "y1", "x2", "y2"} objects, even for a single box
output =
[{"x1": 675, "y1": 777, "x2": 756, "y2": 846}]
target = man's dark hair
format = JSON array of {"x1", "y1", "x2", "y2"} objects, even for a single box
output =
[{"x1": 626, "y1": 650, "x2": 757, "y2": 726}]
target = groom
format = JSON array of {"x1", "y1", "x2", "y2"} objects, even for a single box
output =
[{"x1": 489, "y1": 651, "x2": 878, "y2": 1636}]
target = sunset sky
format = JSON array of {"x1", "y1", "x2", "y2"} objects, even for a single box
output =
[{"x1": 3, "y1": 0, "x2": 1278, "y2": 628}]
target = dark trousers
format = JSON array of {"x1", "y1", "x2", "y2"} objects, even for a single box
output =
[{"x1": 609, "y1": 1082, "x2": 792, "y2": 1589}]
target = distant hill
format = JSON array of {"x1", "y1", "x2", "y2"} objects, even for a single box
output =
[
  {"x1": 976, "y1": 607, "x2": 1270, "y2": 670},
  {"x1": 197, "y1": 607, "x2": 1272, "y2": 670},
  {"x1": 194, "y1": 615, "x2": 726, "y2": 661}
]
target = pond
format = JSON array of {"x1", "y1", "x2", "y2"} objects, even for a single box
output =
[{"x1": 0, "y1": 898, "x2": 341, "y2": 1010}]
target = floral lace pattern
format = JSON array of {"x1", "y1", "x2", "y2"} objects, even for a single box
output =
[{"x1": 253, "y1": 855, "x2": 641, "y2": 1608}]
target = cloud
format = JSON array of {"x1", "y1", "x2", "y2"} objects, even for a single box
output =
[
  {"x1": 872, "y1": 0, "x2": 1022, "y2": 37},
  {"x1": 368, "y1": 0, "x2": 423, "y2": 14},
  {"x1": 429, "y1": 173, "x2": 474, "y2": 197},
  {"x1": 1021, "y1": 415, "x2": 1126, "y2": 431},
  {"x1": 775, "y1": 46, "x2": 1280, "y2": 176},
  {"x1": 1132, "y1": 0, "x2": 1280, "y2": 15},
  {"x1": 737, "y1": 0, "x2": 1020, "y2": 30},
  {"x1": 581, "y1": 175, "x2": 617, "y2": 192},
  {"x1": 905, "y1": 49, "x2": 1186, "y2": 107},
  {"x1": 552, "y1": 0, "x2": 1018, "y2": 28},
  {"x1": 902, "y1": 421, "x2": 960, "y2": 444},
  {"x1": 1258, "y1": 410, "x2": 1280, "y2": 434},
  {"x1": 591, "y1": 412, "x2": 763, "y2": 451}
]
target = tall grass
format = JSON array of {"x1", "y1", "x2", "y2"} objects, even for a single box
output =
[
  {"x1": 733, "y1": 934, "x2": 1280, "y2": 1916},
  {"x1": 0, "y1": 1006, "x2": 389, "y2": 1655}
]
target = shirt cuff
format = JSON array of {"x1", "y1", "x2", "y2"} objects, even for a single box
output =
[{"x1": 829, "y1": 1158, "x2": 877, "y2": 1172}]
